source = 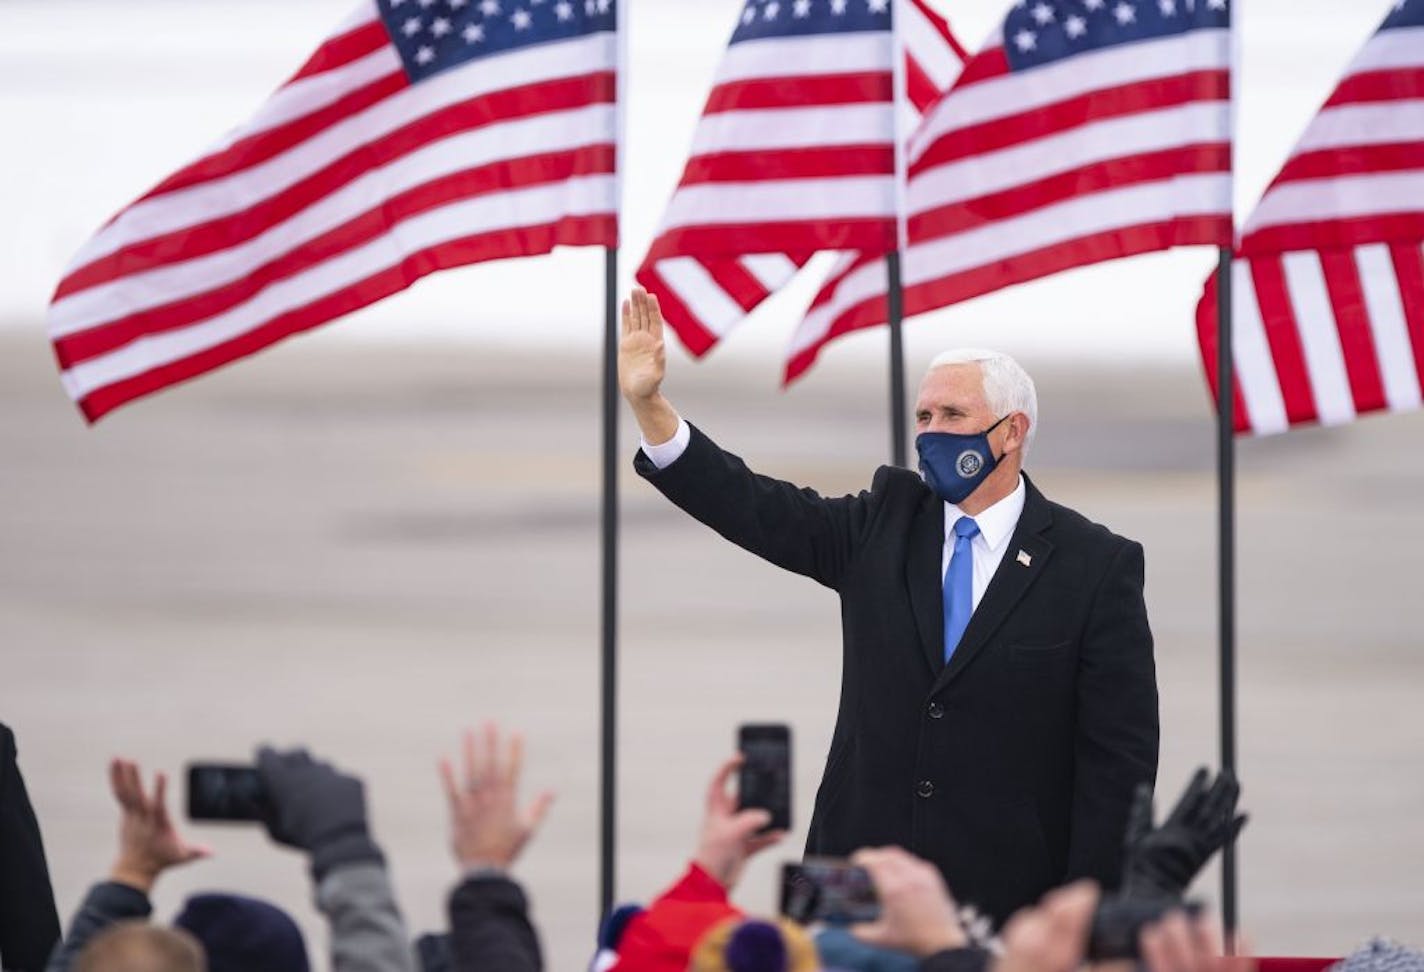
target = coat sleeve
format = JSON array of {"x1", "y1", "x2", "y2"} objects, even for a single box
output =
[
  {"x1": 44, "y1": 883, "x2": 152, "y2": 972},
  {"x1": 447, "y1": 875, "x2": 542, "y2": 972},
  {"x1": 0, "y1": 727, "x2": 61, "y2": 972},
  {"x1": 1064, "y1": 539, "x2": 1160, "y2": 888},
  {"x1": 634, "y1": 424, "x2": 885, "y2": 591},
  {"x1": 315, "y1": 862, "x2": 417, "y2": 972}
]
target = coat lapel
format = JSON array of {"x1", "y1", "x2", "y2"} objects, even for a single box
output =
[
  {"x1": 906, "y1": 492, "x2": 947, "y2": 677},
  {"x1": 933, "y1": 477, "x2": 1056, "y2": 692}
]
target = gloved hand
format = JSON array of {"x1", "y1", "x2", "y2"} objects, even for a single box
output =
[
  {"x1": 256, "y1": 747, "x2": 383, "y2": 881},
  {"x1": 1119, "y1": 767, "x2": 1247, "y2": 901}
]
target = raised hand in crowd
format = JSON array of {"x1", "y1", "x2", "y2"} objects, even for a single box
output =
[
  {"x1": 848, "y1": 847, "x2": 969, "y2": 962},
  {"x1": 1132, "y1": 912, "x2": 1251, "y2": 972},
  {"x1": 992, "y1": 878, "x2": 1253, "y2": 972},
  {"x1": 438, "y1": 723, "x2": 555, "y2": 972},
  {"x1": 108, "y1": 759, "x2": 211, "y2": 894},
  {"x1": 439, "y1": 722, "x2": 555, "y2": 873},
  {"x1": 603, "y1": 753, "x2": 788, "y2": 970},
  {"x1": 694, "y1": 754, "x2": 786, "y2": 892},
  {"x1": 256, "y1": 746, "x2": 415, "y2": 972},
  {"x1": 256, "y1": 747, "x2": 384, "y2": 881},
  {"x1": 1120, "y1": 768, "x2": 1248, "y2": 902},
  {"x1": 45, "y1": 760, "x2": 213, "y2": 972},
  {"x1": 995, "y1": 882, "x2": 1101, "y2": 972}
]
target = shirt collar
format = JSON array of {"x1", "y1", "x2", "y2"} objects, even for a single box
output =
[{"x1": 945, "y1": 474, "x2": 1026, "y2": 554}]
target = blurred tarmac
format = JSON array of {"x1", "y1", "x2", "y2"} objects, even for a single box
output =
[{"x1": 3, "y1": 331, "x2": 1423, "y2": 967}]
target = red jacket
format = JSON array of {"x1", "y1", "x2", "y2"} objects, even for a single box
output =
[{"x1": 613, "y1": 863, "x2": 742, "y2": 972}]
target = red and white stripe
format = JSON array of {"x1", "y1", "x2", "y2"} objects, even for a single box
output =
[
  {"x1": 1197, "y1": 18, "x2": 1424, "y2": 435},
  {"x1": 787, "y1": 19, "x2": 1233, "y2": 382},
  {"x1": 49, "y1": 0, "x2": 618, "y2": 422},
  {"x1": 636, "y1": 0, "x2": 966, "y2": 357}
]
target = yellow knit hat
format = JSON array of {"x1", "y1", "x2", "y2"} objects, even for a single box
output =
[{"x1": 690, "y1": 916, "x2": 820, "y2": 972}]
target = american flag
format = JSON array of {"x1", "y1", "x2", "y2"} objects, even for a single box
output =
[
  {"x1": 1197, "y1": 2, "x2": 1424, "y2": 436},
  {"x1": 786, "y1": 0, "x2": 1233, "y2": 383},
  {"x1": 49, "y1": 0, "x2": 619, "y2": 423},
  {"x1": 635, "y1": 0, "x2": 967, "y2": 358}
]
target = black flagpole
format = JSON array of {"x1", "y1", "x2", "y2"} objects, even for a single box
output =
[
  {"x1": 600, "y1": 0, "x2": 627, "y2": 920},
  {"x1": 887, "y1": 0, "x2": 908, "y2": 468},
  {"x1": 1214, "y1": 246, "x2": 1239, "y2": 939},
  {"x1": 599, "y1": 244, "x2": 619, "y2": 919},
  {"x1": 887, "y1": 251, "x2": 907, "y2": 467}
]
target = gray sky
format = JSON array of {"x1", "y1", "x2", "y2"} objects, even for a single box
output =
[{"x1": 0, "y1": 0, "x2": 1395, "y2": 381}]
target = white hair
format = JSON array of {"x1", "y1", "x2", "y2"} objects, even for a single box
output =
[{"x1": 927, "y1": 348, "x2": 1038, "y2": 455}]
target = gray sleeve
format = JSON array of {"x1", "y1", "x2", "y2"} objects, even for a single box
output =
[
  {"x1": 314, "y1": 862, "x2": 417, "y2": 972},
  {"x1": 45, "y1": 882, "x2": 152, "y2": 972}
]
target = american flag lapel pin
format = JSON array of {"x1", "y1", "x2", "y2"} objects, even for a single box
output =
[{"x1": 1016, "y1": 549, "x2": 1032, "y2": 568}]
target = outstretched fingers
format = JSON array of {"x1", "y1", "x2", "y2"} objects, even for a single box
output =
[
  {"x1": 152, "y1": 772, "x2": 173, "y2": 827},
  {"x1": 110, "y1": 759, "x2": 138, "y2": 811}
]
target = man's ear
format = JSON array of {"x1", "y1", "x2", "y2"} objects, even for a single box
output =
[{"x1": 1005, "y1": 413, "x2": 1029, "y2": 454}]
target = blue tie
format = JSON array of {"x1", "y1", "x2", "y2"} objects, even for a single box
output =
[{"x1": 943, "y1": 516, "x2": 980, "y2": 663}]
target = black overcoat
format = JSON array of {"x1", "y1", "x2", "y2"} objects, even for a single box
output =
[{"x1": 635, "y1": 425, "x2": 1159, "y2": 924}]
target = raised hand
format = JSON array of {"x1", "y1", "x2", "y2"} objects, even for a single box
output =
[
  {"x1": 108, "y1": 758, "x2": 211, "y2": 893},
  {"x1": 997, "y1": 882, "x2": 1100, "y2": 972},
  {"x1": 693, "y1": 754, "x2": 785, "y2": 891},
  {"x1": 1120, "y1": 768, "x2": 1247, "y2": 901},
  {"x1": 619, "y1": 287, "x2": 667, "y2": 404},
  {"x1": 439, "y1": 722, "x2": 555, "y2": 872},
  {"x1": 849, "y1": 846, "x2": 967, "y2": 958},
  {"x1": 617, "y1": 287, "x2": 681, "y2": 447},
  {"x1": 255, "y1": 746, "x2": 383, "y2": 880}
]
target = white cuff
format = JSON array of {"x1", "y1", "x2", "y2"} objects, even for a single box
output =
[{"x1": 641, "y1": 417, "x2": 691, "y2": 469}]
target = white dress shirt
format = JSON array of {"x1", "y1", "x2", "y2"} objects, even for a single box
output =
[
  {"x1": 643, "y1": 417, "x2": 1027, "y2": 613},
  {"x1": 943, "y1": 476, "x2": 1026, "y2": 612}
]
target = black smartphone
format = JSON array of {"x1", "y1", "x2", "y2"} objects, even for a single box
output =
[
  {"x1": 1087, "y1": 897, "x2": 1204, "y2": 960},
  {"x1": 737, "y1": 723, "x2": 791, "y2": 831},
  {"x1": 186, "y1": 763, "x2": 268, "y2": 822},
  {"x1": 780, "y1": 859, "x2": 880, "y2": 924}
]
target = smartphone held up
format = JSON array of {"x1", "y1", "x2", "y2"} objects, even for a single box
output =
[
  {"x1": 737, "y1": 723, "x2": 791, "y2": 832},
  {"x1": 186, "y1": 763, "x2": 268, "y2": 822}
]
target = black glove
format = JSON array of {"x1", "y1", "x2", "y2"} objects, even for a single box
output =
[
  {"x1": 256, "y1": 747, "x2": 383, "y2": 881},
  {"x1": 1119, "y1": 767, "x2": 1247, "y2": 901}
]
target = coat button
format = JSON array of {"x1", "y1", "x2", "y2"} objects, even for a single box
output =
[
  {"x1": 927, "y1": 702, "x2": 945, "y2": 720},
  {"x1": 916, "y1": 779, "x2": 935, "y2": 798}
]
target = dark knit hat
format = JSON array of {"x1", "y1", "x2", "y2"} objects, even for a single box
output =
[{"x1": 173, "y1": 893, "x2": 309, "y2": 972}]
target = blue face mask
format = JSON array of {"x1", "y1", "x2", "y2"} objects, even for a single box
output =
[{"x1": 916, "y1": 415, "x2": 1010, "y2": 505}]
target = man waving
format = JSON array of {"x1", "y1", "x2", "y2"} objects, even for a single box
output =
[{"x1": 619, "y1": 288, "x2": 1159, "y2": 925}]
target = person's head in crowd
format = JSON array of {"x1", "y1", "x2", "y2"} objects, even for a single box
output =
[
  {"x1": 73, "y1": 923, "x2": 206, "y2": 972},
  {"x1": 104, "y1": 755, "x2": 318, "y2": 970},
  {"x1": 173, "y1": 894, "x2": 308, "y2": 972},
  {"x1": 1329, "y1": 940, "x2": 1424, "y2": 972},
  {"x1": 691, "y1": 917, "x2": 818, "y2": 972},
  {"x1": 51, "y1": 752, "x2": 413, "y2": 972}
]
